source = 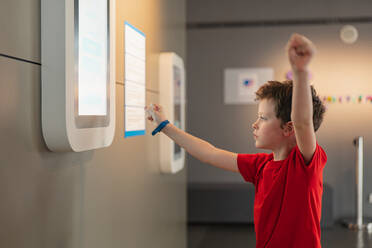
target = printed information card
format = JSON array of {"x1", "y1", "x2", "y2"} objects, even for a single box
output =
[{"x1": 124, "y1": 21, "x2": 146, "y2": 138}]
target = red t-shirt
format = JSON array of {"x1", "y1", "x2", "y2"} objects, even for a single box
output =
[{"x1": 237, "y1": 143, "x2": 327, "y2": 248}]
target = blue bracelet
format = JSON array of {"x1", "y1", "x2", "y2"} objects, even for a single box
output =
[{"x1": 152, "y1": 120, "x2": 170, "y2": 136}]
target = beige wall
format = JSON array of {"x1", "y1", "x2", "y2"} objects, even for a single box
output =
[{"x1": 0, "y1": 0, "x2": 186, "y2": 248}]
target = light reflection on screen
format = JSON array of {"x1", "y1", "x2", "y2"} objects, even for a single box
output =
[
  {"x1": 174, "y1": 65, "x2": 181, "y2": 158},
  {"x1": 78, "y1": 0, "x2": 107, "y2": 116}
]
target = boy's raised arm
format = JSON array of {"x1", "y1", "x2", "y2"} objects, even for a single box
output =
[
  {"x1": 161, "y1": 123, "x2": 239, "y2": 172},
  {"x1": 145, "y1": 104, "x2": 239, "y2": 172},
  {"x1": 287, "y1": 33, "x2": 317, "y2": 164}
]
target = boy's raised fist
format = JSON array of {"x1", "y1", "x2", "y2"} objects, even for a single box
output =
[{"x1": 286, "y1": 33, "x2": 315, "y2": 72}]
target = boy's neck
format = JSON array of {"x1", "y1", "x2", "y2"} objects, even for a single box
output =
[{"x1": 272, "y1": 140, "x2": 297, "y2": 161}]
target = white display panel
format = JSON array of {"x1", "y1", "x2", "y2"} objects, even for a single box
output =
[
  {"x1": 41, "y1": 0, "x2": 116, "y2": 152},
  {"x1": 78, "y1": 0, "x2": 108, "y2": 116},
  {"x1": 124, "y1": 21, "x2": 146, "y2": 138},
  {"x1": 159, "y1": 53, "x2": 186, "y2": 174}
]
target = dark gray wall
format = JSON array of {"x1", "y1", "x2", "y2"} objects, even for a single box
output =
[
  {"x1": 186, "y1": 0, "x2": 372, "y2": 220},
  {"x1": 0, "y1": 0, "x2": 186, "y2": 248},
  {"x1": 187, "y1": 0, "x2": 372, "y2": 22}
]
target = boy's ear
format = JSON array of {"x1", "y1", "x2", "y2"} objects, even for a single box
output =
[{"x1": 283, "y1": 121, "x2": 295, "y2": 136}]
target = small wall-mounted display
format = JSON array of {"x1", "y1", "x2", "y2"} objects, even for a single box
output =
[
  {"x1": 41, "y1": 0, "x2": 116, "y2": 152},
  {"x1": 159, "y1": 53, "x2": 186, "y2": 174}
]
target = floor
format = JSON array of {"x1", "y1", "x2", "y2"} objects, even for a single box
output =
[{"x1": 188, "y1": 223, "x2": 372, "y2": 248}]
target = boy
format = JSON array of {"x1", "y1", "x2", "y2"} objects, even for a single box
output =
[{"x1": 146, "y1": 33, "x2": 327, "y2": 248}]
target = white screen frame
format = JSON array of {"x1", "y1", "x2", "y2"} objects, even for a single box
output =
[
  {"x1": 159, "y1": 52, "x2": 186, "y2": 174},
  {"x1": 41, "y1": 0, "x2": 116, "y2": 152}
]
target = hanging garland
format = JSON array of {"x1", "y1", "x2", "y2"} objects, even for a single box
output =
[
  {"x1": 285, "y1": 71, "x2": 372, "y2": 104},
  {"x1": 320, "y1": 95, "x2": 372, "y2": 104}
]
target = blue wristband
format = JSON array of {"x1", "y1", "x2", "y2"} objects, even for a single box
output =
[{"x1": 152, "y1": 120, "x2": 170, "y2": 136}]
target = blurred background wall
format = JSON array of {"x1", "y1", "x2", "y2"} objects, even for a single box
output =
[{"x1": 186, "y1": 0, "x2": 372, "y2": 221}]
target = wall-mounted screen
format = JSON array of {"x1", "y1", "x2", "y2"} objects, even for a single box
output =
[
  {"x1": 41, "y1": 0, "x2": 116, "y2": 152},
  {"x1": 75, "y1": 0, "x2": 110, "y2": 128},
  {"x1": 159, "y1": 52, "x2": 185, "y2": 173}
]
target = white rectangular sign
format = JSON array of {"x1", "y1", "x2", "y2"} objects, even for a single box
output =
[
  {"x1": 224, "y1": 68, "x2": 274, "y2": 104},
  {"x1": 124, "y1": 21, "x2": 146, "y2": 137}
]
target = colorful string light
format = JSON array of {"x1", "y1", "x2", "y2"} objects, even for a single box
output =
[{"x1": 320, "y1": 95, "x2": 372, "y2": 104}]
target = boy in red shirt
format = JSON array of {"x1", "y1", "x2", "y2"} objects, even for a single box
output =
[{"x1": 146, "y1": 33, "x2": 327, "y2": 248}]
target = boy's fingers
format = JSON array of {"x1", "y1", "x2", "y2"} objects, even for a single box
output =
[
  {"x1": 289, "y1": 34, "x2": 311, "y2": 49},
  {"x1": 295, "y1": 46, "x2": 306, "y2": 56},
  {"x1": 288, "y1": 34, "x2": 301, "y2": 46},
  {"x1": 294, "y1": 35, "x2": 315, "y2": 53},
  {"x1": 288, "y1": 45, "x2": 297, "y2": 55}
]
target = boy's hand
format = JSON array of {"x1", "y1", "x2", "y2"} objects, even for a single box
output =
[
  {"x1": 145, "y1": 103, "x2": 167, "y2": 125},
  {"x1": 286, "y1": 33, "x2": 315, "y2": 73}
]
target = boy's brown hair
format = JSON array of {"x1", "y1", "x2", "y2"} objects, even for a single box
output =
[{"x1": 255, "y1": 80, "x2": 325, "y2": 132}]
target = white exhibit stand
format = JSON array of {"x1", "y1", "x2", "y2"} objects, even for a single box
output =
[
  {"x1": 343, "y1": 137, "x2": 372, "y2": 231},
  {"x1": 159, "y1": 53, "x2": 186, "y2": 173},
  {"x1": 41, "y1": 0, "x2": 116, "y2": 152}
]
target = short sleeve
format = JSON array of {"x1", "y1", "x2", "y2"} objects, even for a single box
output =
[
  {"x1": 237, "y1": 153, "x2": 270, "y2": 185},
  {"x1": 294, "y1": 142, "x2": 327, "y2": 172}
]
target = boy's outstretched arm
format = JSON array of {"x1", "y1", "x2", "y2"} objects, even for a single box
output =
[
  {"x1": 287, "y1": 33, "x2": 317, "y2": 164},
  {"x1": 145, "y1": 104, "x2": 239, "y2": 172}
]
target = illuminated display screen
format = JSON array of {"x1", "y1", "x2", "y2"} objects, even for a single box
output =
[
  {"x1": 173, "y1": 65, "x2": 181, "y2": 157},
  {"x1": 78, "y1": 0, "x2": 108, "y2": 116}
]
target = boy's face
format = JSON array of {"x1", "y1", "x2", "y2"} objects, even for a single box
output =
[{"x1": 252, "y1": 98, "x2": 290, "y2": 150}]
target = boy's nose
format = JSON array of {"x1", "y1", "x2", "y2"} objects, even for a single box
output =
[{"x1": 252, "y1": 122, "x2": 257, "y2": 129}]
